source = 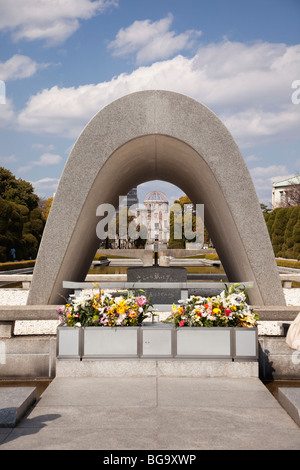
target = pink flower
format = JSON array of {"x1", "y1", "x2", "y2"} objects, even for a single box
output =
[
  {"x1": 179, "y1": 320, "x2": 185, "y2": 327},
  {"x1": 136, "y1": 296, "x2": 147, "y2": 307}
]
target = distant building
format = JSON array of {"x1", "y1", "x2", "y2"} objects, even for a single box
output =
[
  {"x1": 108, "y1": 189, "x2": 169, "y2": 248},
  {"x1": 116, "y1": 187, "x2": 139, "y2": 216},
  {"x1": 136, "y1": 190, "x2": 169, "y2": 247},
  {"x1": 126, "y1": 187, "x2": 139, "y2": 208},
  {"x1": 272, "y1": 176, "x2": 300, "y2": 208}
]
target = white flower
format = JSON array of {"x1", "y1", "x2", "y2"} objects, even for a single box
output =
[{"x1": 115, "y1": 315, "x2": 124, "y2": 325}]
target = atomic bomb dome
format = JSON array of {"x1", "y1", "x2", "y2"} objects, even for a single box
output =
[
  {"x1": 135, "y1": 190, "x2": 169, "y2": 246},
  {"x1": 144, "y1": 190, "x2": 169, "y2": 204}
]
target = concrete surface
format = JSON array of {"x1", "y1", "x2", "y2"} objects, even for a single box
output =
[
  {"x1": 0, "y1": 387, "x2": 36, "y2": 428},
  {"x1": 55, "y1": 359, "x2": 259, "y2": 378},
  {"x1": 0, "y1": 376, "x2": 299, "y2": 450},
  {"x1": 27, "y1": 90, "x2": 284, "y2": 307},
  {"x1": 259, "y1": 336, "x2": 300, "y2": 380},
  {"x1": 278, "y1": 387, "x2": 300, "y2": 427}
]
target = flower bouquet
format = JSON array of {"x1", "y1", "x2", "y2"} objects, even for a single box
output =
[
  {"x1": 164, "y1": 283, "x2": 259, "y2": 328},
  {"x1": 58, "y1": 289, "x2": 152, "y2": 327}
]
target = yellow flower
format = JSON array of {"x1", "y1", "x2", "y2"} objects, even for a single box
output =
[
  {"x1": 213, "y1": 308, "x2": 221, "y2": 314},
  {"x1": 116, "y1": 299, "x2": 128, "y2": 314}
]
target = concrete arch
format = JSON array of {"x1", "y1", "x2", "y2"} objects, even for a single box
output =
[{"x1": 27, "y1": 90, "x2": 285, "y2": 306}]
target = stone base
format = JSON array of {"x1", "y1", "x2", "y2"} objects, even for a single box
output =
[
  {"x1": 278, "y1": 388, "x2": 300, "y2": 427},
  {"x1": 56, "y1": 359, "x2": 259, "y2": 378},
  {"x1": 0, "y1": 387, "x2": 36, "y2": 427},
  {"x1": 0, "y1": 336, "x2": 56, "y2": 378},
  {"x1": 259, "y1": 337, "x2": 300, "y2": 380}
]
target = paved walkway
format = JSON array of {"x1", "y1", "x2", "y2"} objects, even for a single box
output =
[{"x1": 1, "y1": 376, "x2": 300, "y2": 450}]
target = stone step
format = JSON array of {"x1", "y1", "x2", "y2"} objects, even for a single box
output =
[
  {"x1": 0, "y1": 387, "x2": 36, "y2": 427},
  {"x1": 56, "y1": 359, "x2": 259, "y2": 378},
  {"x1": 278, "y1": 387, "x2": 300, "y2": 427}
]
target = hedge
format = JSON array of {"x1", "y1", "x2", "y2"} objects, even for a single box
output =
[
  {"x1": 264, "y1": 206, "x2": 300, "y2": 260},
  {"x1": 0, "y1": 260, "x2": 35, "y2": 271}
]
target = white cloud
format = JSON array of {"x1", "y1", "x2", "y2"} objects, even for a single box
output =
[
  {"x1": 36, "y1": 153, "x2": 62, "y2": 166},
  {"x1": 32, "y1": 143, "x2": 55, "y2": 151},
  {"x1": 221, "y1": 105, "x2": 300, "y2": 147},
  {"x1": 0, "y1": 0, "x2": 118, "y2": 45},
  {"x1": 108, "y1": 13, "x2": 202, "y2": 64},
  {"x1": 0, "y1": 97, "x2": 15, "y2": 127},
  {"x1": 31, "y1": 177, "x2": 59, "y2": 196},
  {"x1": 249, "y1": 165, "x2": 295, "y2": 203},
  {"x1": 18, "y1": 152, "x2": 63, "y2": 173},
  {"x1": 15, "y1": 40, "x2": 300, "y2": 149},
  {"x1": 245, "y1": 154, "x2": 260, "y2": 163},
  {"x1": 250, "y1": 165, "x2": 290, "y2": 180},
  {"x1": 0, "y1": 54, "x2": 48, "y2": 81}
]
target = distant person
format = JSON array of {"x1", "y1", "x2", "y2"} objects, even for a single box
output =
[{"x1": 10, "y1": 248, "x2": 16, "y2": 262}]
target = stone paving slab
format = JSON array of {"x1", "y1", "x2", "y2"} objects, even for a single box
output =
[
  {"x1": 278, "y1": 387, "x2": 300, "y2": 427},
  {"x1": 0, "y1": 377, "x2": 300, "y2": 450},
  {"x1": 0, "y1": 387, "x2": 36, "y2": 428}
]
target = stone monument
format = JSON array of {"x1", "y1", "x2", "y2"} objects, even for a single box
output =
[
  {"x1": 127, "y1": 266, "x2": 187, "y2": 304},
  {"x1": 27, "y1": 90, "x2": 285, "y2": 307}
]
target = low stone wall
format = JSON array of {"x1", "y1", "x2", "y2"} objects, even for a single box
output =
[
  {"x1": 259, "y1": 337, "x2": 300, "y2": 380},
  {"x1": 0, "y1": 334, "x2": 299, "y2": 381},
  {"x1": 0, "y1": 300, "x2": 299, "y2": 380},
  {"x1": 0, "y1": 335, "x2": 56, "y2": 378}
]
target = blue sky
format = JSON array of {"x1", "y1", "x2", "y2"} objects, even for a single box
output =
[{"x1": 0, "y1": 0, "x2": 299, "y2": 207}]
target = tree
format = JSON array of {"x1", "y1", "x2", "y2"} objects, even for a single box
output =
[
  {"x1": 260, "y1": 203, "x2": 271, "y2": 214},
  {"x1": 168, "y1": 195, "x2": 209, "y2": 248},
  {"x1": 0, "y1": 168, "x2": 45, "y2": 262},
  {"x1": 41, "y1": 196, "x2": 53, "y2": 219},
  {"x1": 0, "y1": 167, "x2": 39, "y2": 210},
  {"x1": 278, "y1": 174, "x2": 300, "y2": 207}
]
